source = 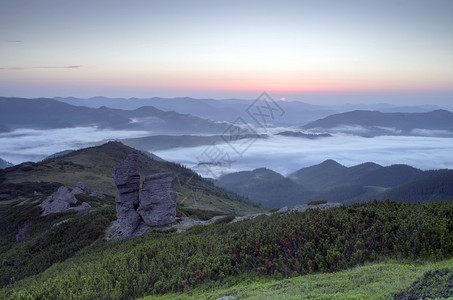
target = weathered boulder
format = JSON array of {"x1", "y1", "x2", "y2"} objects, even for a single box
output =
[
  {"x1": 39, "y1": 186, "x2": 79, "y2": 216},
  {"x1": 72, "y1": 181, "x2": 88, "y2": 194},
  {"x1": 112, "y1": 154, "x2": 177, "y2": 238},
  {"x1": 138, "y1": 173, "x2": 177, "y2": 226},
  {"x1": 112, "y1": 153, "x2": 142, "y2": 237}
]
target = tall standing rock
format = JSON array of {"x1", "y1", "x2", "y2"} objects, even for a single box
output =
[
  {"x1": 138, "y1": 173, "x2": 177, "y2": 226},
  {"x1": 112, "y1": 153, "x2": 142, "y2": 237}
]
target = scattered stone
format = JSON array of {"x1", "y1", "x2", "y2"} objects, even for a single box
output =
[
  {"x1": 72, "y1": 181, "x2": 88, "y2": 194},
  {"x1": 52, "y1": 219, "x2": 70, "y2": 228},
  {"x1": 39, "y1": 186, "x2": 79, "y2": 216},
  {"x1": 81, "y1": 202, "x2": 92, "y2": 208},
  {"x1": 138, "y1": 173, "x2": 176, "y2": 226},
  {"x1": 90, "y1": 190, "x2": 105, "y2": 198},
  {"x1": 15, "y1": 200, "x2": 28, "y2": 206}
]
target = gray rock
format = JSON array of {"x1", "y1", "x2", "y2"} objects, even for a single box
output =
[
  {"x1": 81, "y1": 202, "x2": 92, "y2": 208},
  {"x1": 112, "y1": 154, "x2": 178, "y2": 238},
  {"x1": 72, "y1": 182, "x2": 88, "y2": 194},
  {"x1": 112, "y1": 153, "x2": 142, "y2": 237},
  {"x1": 39, "y1": 186, "x2": 79, "y2": 216},
  {"x1": 138, "y1": 173, "x2": 177, "y2": 226}
]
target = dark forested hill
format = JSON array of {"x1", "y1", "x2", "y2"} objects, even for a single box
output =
[
  {"x1": 377, "y1": 170, "x2": 453, "y2": 202},
  {"x1": 218, "y1": 160, "x2": 452, "y2": 206},
  {"x1": 289, "y1": 160, "x2": 425, "y2": 191},
  {"x1": 215, "y1": 168, "x2": 313, "y2": 208}
]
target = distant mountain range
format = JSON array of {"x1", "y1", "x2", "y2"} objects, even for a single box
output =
[
  {"x1": 53, "y1": 96, "x2": 452, "y2": 126},
  {"x1": 302, "y1": 110, "x2": 453, "y2": 136},
  {"x1": 2, "y1": 97, "x2": 452, "y2": 138},
  {"x1": 0, "y1": 97, "x2": 234, "y2": 134},
  {"x1": 215, "y1": 160, "x2": 452, "y2": 207}
]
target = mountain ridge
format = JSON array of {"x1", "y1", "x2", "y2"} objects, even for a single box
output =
[
  {"x1": 0, "y1": 97, "x2": 234, "y2": 134},
  {"x1": 302, "y1": 109, "x2": 453, "y2": 136}
]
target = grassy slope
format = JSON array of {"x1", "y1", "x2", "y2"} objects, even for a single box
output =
[
  {"x1": 144, "y1": 258, "x2": 453, "y2": 299},
  {"x1": 0, "y1": 141, "x2": 263, "y2": 215},
  {"x1": 2, "y1": 201, "x2": 452, "y2": 299}
]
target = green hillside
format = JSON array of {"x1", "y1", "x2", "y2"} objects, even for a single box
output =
[
  {"x1": 0, "y1": 141, "x2": 263, "y2": 214},
  {"x1": 1, "y1": 200, "x2": 452, "y2": 299},
  {"x1": 143, "y1": 258, "x2": 453, "y2": 299},
  {"x1": 0, "y1": 142, "x2": 264, "y2": 290}
]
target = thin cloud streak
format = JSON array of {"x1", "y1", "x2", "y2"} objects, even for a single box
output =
[{"x1": 0, "y1": 65, "x2": 99, "y2": 71}]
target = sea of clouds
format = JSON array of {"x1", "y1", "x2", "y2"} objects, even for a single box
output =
[
  {"x1": 153, "y1": 134, "x2": 453, "y2": 177},
  {"x1": 1, "y1": 127, "x2": 452, "y2": 178},
  {"x1": 0, "y1": 127, "x2": 150, "y2": 164}
]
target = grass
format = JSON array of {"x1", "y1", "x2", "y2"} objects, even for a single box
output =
[{"x1": 142, "y1": 258, "x2": 453, "y2": 299}]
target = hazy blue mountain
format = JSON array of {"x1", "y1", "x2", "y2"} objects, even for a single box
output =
[
  {"x1": 54, "y1": 97, "x2": 452, "y2": 127},
  {"x1": 302, "y1": 110, "x2": 453, "y2": 136},
  {"x1": 215, "y1": 168, "x2": 313, "y2": 208},
  {"x1": 0, "y1": 97, "x2": 234, "y2": 134},
  {"x1": 0, "y1": 158, "x2": 13, "y2": 169},
  {"x1": 54, "y1": 96, "x2": 337, "y2": 126}
]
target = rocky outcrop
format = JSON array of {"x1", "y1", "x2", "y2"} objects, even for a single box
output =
[
  {"x1": 112, "y1": 153, "x2": 142, "y2": 237},
  {"x1": 39, "y1": 186, "x2": 91, "y2": 216},
  {"x1": 112, "y1": 154, "x2": 177, "y2": 238},
  {"x1": 72, "y1": 182, "x2": 88, "y2": 194},
  {"x1": 138, "y1": 173, "x2": 177, "y2": 226}
]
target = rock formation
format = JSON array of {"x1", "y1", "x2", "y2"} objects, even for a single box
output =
[
  {"x1": 39, "y1": 186, "x2": 91, "y2": 216},
  {"x1": 112, "y1": 153, "x2": 177, "y2": 238},
  {"x1": 112, "y1": 153, "x2": 142, "y2": 237},
  {"x1": 138, "y1": 173, "x2": 177, "y2": 226},
  {"x1": 72, "y1": 181, "x2": 88, "y2": 194}
]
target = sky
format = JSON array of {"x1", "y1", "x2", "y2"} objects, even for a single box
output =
[{"x1": 1, "y1": 0, "x2": 453, "y2": 105}]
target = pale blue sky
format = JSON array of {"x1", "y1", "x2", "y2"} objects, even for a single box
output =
[{"x1": 1, "y1": 0, "x2": 453, "y2": 104}]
